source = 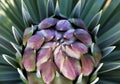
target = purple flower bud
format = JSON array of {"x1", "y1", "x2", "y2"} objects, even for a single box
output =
[
  {"x1": 81, "y1": 55, "x2": 94, "y2": 76},
  {"x1": 38, "y1": 18, "x2": 58, "y2": 29},
  {"x1": 56, "y1": 20, "x2": 71, "y2": 31},
  {"x1": 39, "y1": 29, "x2": 55, "y2": 41},
  {"x1": 63, "y1": 29, "x2": 75, "y2": 39},
  {"x1": 23, "y1": 28, "x2": 33, "y2": 46},
  {"x1": 54, "y1": 31, "x2": 62, "y2": 41},
  {"x1": 22, "y1": 48, "x2": 36, "y2": 72},
  {"x1": 71, "y1": 42, "x2": 88, "y2": 54},
  {"x1": 27, "y1": 34, "x2": 44, "y2": 50},
  {"x1": 63, "y1": 45, "x2": 81, "y2": 59},
  {"x1": 69, "y1": 58, "x2": 81, "y2": 76},
  {"x1": 61, "y1": 57, "x2": 76, "y2": 80},
  {"x1": 74, "y1": 29, "x2": 92, "y2": 45},
  {"x1": 40, "y1": 60, "x2": 55, "y2": 84},
  {"x1": 54, "y1": 46, "x2": 65, "y2": 70},
  {"x1": 42, "y1": 42, "x2": 59, "y2": 50},
  {"x1": 37, "y1": 48, "x2": 52, "y2": 68}
]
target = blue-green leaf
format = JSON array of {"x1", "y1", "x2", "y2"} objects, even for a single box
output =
[
  {"x1": 17, "y1": 68, "x2": 28, "y2": 84},
  {"x1": 88, "y1": 10, "x2": 102, "y2": 31},
  {"x1": 92, "y1": 24, "x2": 100, "y2": 36},
  {"x1": 98, "y1": 22, "x2": 120, "y2": 48},
  {"x1": 70, "y1": 0, "x2": 81, "y2": 18},
  {"x1": 21, "y1": 0, "x2": 33, "y2": 26},
  {"x1": 2, "y1": 54, "x2": 19, "y2": 68},
  {"x1": 102, "y1": 46, "x2": 116, "y2": 57},
  {"x1": 12, "y1": 26, "x2": 22, "y2": 45},
  {"x1": 59, "y1": 0, "x2": 73, "y2": 17},
  {"x1": 47, "y1": 0, "x2": 54, "y2": 17},
  {"x1": 99, "y1": 62, "x2": 120, "y2": 74},
  {"x1": 10, "y1": 42, "x2": 22, "y2": 57}
]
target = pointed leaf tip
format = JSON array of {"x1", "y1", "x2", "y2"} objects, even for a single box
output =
[
  {"x1": 102, "y1": 46, "x2": 116, "y2": 57},
  {"x1": 21, "y1": 0, "x2": 33, "y2": 25},
  {"x1": 2, "y1": 54, "x2": 19, "y2": 68},
  {"x1": 70, "y1": 0, "x2": 81, "y2": 18},
  {"x1": 92, "y1": 24, "x2": 100, "y2": 36},
  {"x1": 88, "y1": 10, "x2": 102, "y2": 31},
  {"x1": 12, "y1": 26, "x2": 22, "y2": 44},
  {"x1": 47, "y1": 0, "x2": 54, "y2": 17},
  {"x1": 10, "y1": 42, "x2": 22, "y2": 56},
  {"x1": 55, "y1": 0, "x2": 60, "y2": 16}
]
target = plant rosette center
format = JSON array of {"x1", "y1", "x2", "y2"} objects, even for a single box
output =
[{"x1": 22, "y1": 17, "x2": 102, "y2": 84}]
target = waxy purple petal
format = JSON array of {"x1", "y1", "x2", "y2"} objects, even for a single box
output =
[
  {"x1": 38, "y1": 18, "x2": 58, "y2": 29},
  {"x1": 69, "y1": 58, "x2": 81, "y2": 76},
  {"x1": 42, "y1": 42, "x2": 59, "y2": 50},
  {"x1": 40, "y1": 60, "x2": 55, "y2": 84},
  {"x1": 54, "y1": 31, "x2": 62, "y2": 41},
  {"x1": 39, "y1": 29, "x2": 55, "y2": 41},
  {"x1": 23, "y1": 28, "x2": 33, "y2": 46},
  {"x1": 22, "y1": 48, "x2": 36, "y2": 72},
  {"x1": 63, "y1": 29, "x2": 75, "y2": 39},
  {"x1": 64, "y1": 45, "x2": 81, "y2": 59},
  {"x1": 37, "y1": 48, "x2": 52, "y2": 68},
  {"x1": 81, "y1": 55, "x2": 94, "y2": 76},
  {"x1": 61, "y1": 57, "x2": 76, "y2": 80},
  {"x1": 74, "y1": 29, "x2": 92, "y2": 45},
  {"x1": 56, "y1": 20, "x2": 71, "y2": 31},
  {"x1": 71, "y1": 42, "x2": 88, "y2": 54},
  {"x1": 27, "y1": 34, "x2": 44, "y2": 50},
  {"x1": 54, "y1": 46, "x2": 65, "y2": 70}
]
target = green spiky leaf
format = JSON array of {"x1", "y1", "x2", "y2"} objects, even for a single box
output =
[
  {"x1": 2, "y1": 54, "x2": 19, "y2": 68},
  {"x1": 70, "y1": 0, "x2": 81, "y2": 18},
  {"x1": 12, "y1": 26, "x2": 22, "y2": 45},
  {"x1": 88, "y1": 10, "x2": 102, "y2": 31},
  {"x1": 102, "y1": 46, "x2": 116, "y2": 57}
]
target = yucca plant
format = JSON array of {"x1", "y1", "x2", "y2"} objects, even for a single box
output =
[{"x1": 0, "y1": 0, "x2": 120, "y2": 84}]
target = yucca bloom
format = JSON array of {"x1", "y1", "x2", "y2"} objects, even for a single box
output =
[{"x1": 0, "y1": 0, "x2": 120, "y2": 84}]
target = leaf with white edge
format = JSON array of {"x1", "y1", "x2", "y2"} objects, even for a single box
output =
[
  {"x1": 55, "y1": 1, "x2": 60, "y2": 17},
  {"x1": 70, "y1": 0, "x2": 81, "y2": 18},
  {"x1": 2, "y1": 54, "x2": 19, "y2": 68},
  {"x1": 37, "y1": 0, "x2": 47, "y2": 20},
  {"x1": 54, "y1": 0, "x2": 66, "y2": 18},
  {"x1": 101, "y1": 51, "x2": 120, "y2": 62},
  {"x1": 47, "y1": 0, "x2": 54, "y2": 17},
  {"x1": 91, "y1": 43, "x2": 102, "y2": 66},
  {"x1": 10, "y1": 42, "x2": 22, "y2": 57},
  {"x1": 92, "y1": 24, "x2": 100, "y2": 36},
  {"x1": 90, "y1": 63, "x2": 103, "y2": 82},
  {"x1": 12, "y1": 26, "x2": 22, "y2": 45},
  {"x1": 99, "y1": 62, "x2": 120, "y2": 74},
  {"x1": 90, "y1": 77, "x2": 99, "y2": 84},
  {"x1": 98, "y1": 22, "x2": 120, "y2": 48},
  {"x1": 88, "y1": 10, "x2": 102, "y2": 31},
  {"x1": 76, "y1": 73, "x2": 83, "y2": 84},
  {"x1": 17, "y1": 68, "x2": 28, "y2": 84},
  {"x1": 102, "y1": 46, "x2": 116, "y2": 57},
  {"x1": 21, "y1": 0, "x2": 33, "y2": 25}
]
